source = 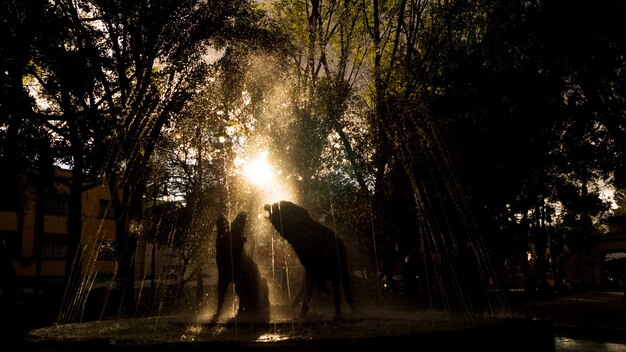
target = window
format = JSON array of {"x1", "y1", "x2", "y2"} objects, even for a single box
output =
[
  {"x1": 98, "y1": 200, "x2": 115, "y2": 219},
  {"x1": 42, "y1": 237, "x2": 67, "y2": 259},
  {"x1": 0, "y1": 193, "x2": 19, "y2": 211},
  {"x1": 45, "y1": 194, "x2": 69, "y2": 215},
  {"x1": 96, "y1": 240, "x2": 117, "y2": 261}
]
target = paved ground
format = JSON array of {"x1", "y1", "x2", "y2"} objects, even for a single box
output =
[{"x1": 511, "y1": 291, "x2": 626, "y2": 342}]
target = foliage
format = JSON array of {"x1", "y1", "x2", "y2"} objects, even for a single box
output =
[{"x1": 3, "y1": 0, "x2": 626, "y2": 312}]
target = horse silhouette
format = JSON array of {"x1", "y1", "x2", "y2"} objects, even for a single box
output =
[{"x1": 264, "y1": 200, "x2": 357, "y2": 320}]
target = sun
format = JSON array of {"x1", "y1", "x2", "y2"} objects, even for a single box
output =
[
  {"x1": 239, "y1": 150, "x2": 293, "y2": 203},
  {"x1": 244, "y1": 151, "x2": 274, "y2": 187}
]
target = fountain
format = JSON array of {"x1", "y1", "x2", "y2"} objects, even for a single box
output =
[
  {"x1": 21, "y1": 310, "x2": 552, "y2": 351},
  {"x1": 12, "y1": 135, "x2": 554, "y2": 352},
  {"x1": 17, "y1": 159, "x2": 554, "y2": 352}
]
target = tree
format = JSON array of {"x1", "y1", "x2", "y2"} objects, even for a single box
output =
[{"x1": 1, "y1": 0, "x2": 268, "y2": 317}]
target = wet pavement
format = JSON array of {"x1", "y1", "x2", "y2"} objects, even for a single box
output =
[{"x1": 511, "y1": 291, "x2": 626, "y2": 351}]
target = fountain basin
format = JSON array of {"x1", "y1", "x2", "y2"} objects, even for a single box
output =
[{"x1": 19, "y1": 310, "x2": 554, "y2": 351}]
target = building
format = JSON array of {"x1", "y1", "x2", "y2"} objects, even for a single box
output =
[{"x1": 0, "y1": 166, "x2": 117, "y2": 286}]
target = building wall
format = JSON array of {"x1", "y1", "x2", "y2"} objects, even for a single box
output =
[{"x1": 0, "y1": 166, "x2": 117, "y2": 279}]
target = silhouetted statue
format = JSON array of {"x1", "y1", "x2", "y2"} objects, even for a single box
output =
[
  {"x1": 213, "y1": 212, "x2": 270, "y2": 323},
  {"x1": 264, "y1": 200, "x2": 357, "y2": 321}
]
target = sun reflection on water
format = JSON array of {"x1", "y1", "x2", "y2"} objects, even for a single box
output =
[{"x1": 256, "y1": 333, "x2": 291, "y2": 342}]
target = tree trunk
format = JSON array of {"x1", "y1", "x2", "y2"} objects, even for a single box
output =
[
  {"x1": 34, "y1": 139, "x2": 52, "y2": 293},
  {"x1": 114, "y1": 179, "x2": 137, "y2": 316},
  {"x1": 61, "y1": 118, "x2": 85, "y2": 323}
]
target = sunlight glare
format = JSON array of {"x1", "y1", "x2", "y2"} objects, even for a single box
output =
[{"x1": 244, "y1": 151, "x2": 274, "y2": 186}]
